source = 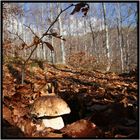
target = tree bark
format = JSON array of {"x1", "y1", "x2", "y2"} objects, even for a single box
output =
[
  {"x1": 58, "y1": 3, "x2": 65, "y2": 64},
  {"x1": 116, "y1": 3, "x2": 124, "y2": 72},
  {"x1": 102, "y1": 3, "x2": 111, "y2": 71},
  {"x1": 50, "y1": 3, "x2": 55, "y2": 63}
]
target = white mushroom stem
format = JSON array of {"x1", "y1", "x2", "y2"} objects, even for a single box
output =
[{"x1": 42, "y1": 116, "x2": 64, "y2": 130}]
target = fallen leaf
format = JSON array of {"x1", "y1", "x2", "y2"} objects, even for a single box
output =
[{"x1": 61, "y1": 119, "x2": 103, "y2": 138}]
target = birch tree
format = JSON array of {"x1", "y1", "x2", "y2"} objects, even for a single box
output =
[
  {"x1": 67, "y1": 16, "x2": 72, "y2": 62},
  {"x1": 116, "y1": 3, "x2": 124, "y2": 72},
  {"x1": 76, "y1": 17, "x2": 80, "y2": 52},
  {"x1": 58, "y1": 3, "x2": 66, "y2": 64},
  {"x1": 123, "y1": 4, "x2": 137, "y2": 72},
  {"x1": 50, "y1": 3, "x2": 55, "y2": 63},
  {"x1": 41, "y1": 3, "x2": 46, "y2": 60},
  {"x1": 102, "y1": 3, "x2": 111, "y2": 71},
  {"x1": 83, "y1": 17, "x2": 88, "y2": 56}
]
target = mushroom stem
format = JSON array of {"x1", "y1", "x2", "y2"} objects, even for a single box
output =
[{"x1": 42, "y1": 116, "x2": 64, "y2": 130}]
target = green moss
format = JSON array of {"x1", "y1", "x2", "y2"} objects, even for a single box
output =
[
  {"x1": 30, "y1": 59, "x2": 45, "y2": 70},
  {"x1": 30, "y1": 62, "x2": 39, "y2": 68},
  {"x1": 54, "y1": 63, "x2": 69, "y2": 69},
  {"x1": 4, "y1": 56, "x2": 24, "y2": 65}
]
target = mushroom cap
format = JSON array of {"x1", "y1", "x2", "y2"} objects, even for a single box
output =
[{"x1": 31, "y1": 96, "x2": 71, "y2": 117}]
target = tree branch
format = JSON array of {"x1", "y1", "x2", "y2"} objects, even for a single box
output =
[
  {"x1": 23, "y1": 24, "x2": 37, "y2": 37},
  {"x1": 41, "y1": 4, "x2": 74, "y2": 40},
  {"x1": 24, "y1": 45, "x2": 38, "y2": 65},
  {"x1": 24, "y1": 4, "x2": 74, "y2": 64},
  {"x1": 7, "y1": 30, "x2": 28, "y2": 49}
]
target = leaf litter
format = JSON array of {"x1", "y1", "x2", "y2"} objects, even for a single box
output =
[{"x1": 2, "y1": 62, "x2": 138, "y2": 138}]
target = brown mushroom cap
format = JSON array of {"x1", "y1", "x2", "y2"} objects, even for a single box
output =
[{"x1": 31, "y1": 96, "x2": 71, "y2": 117}]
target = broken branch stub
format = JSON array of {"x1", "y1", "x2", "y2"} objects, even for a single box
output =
[
  {"x1": 44, "y1": 42, "x2": 54, "y2": 51},
  {"x1": 43, "y1": 32, "x2": 66, "y2": 41},
  {"x1": 33, "y1": 36, "x2": 40, "y2": 45}
]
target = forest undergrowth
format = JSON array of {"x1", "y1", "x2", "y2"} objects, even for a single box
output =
[{"x1": 2, "y1": 60, "x2": 138, "y2": 138}]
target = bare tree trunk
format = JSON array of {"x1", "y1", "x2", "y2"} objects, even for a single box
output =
[
  {"x1": 58, "y1": 3, "x2": 65, "y2": 64},
  {"x1": 83, "y1": 18, "x2": 87, "y2": 55},
  {"x1": 50, "y1": 3, "x2": 55, "y2": 63},
  {"x1": 21, "y1": 3, "x2": 26, "y2": 84},
  {"x1": 21, "y1": 64, "x2": 25, "y2": 84},
  {"x1": 125, "y1": 33, "x2": 130, "y2": 71},
  {"x1": 88, "y1": 18, "x2": 96, "y2": 55},
  {"x1": 43, "y1": 43, "x2": 46, "y2": 60},
  {"x1": 102, "y1": 3, "x2": 111, "y2": 71},
  {"x1": 41, "y1": 4, "x2": 46, "y2": 60},
  {"x1": 116, "y1": 3, "x2": 124, "y2": 72},
  {"x1": 68, "y1": 17, "x2": 72, "y2": 62},
  {"x1": 36, "y1": 30, "x2": 40, "y2": 59},
  {"x1": 76, "y1": 17, "x2": 80, "y2": 52}
]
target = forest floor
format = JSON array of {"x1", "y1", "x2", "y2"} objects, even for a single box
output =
[{"x1": 2, "y1": 60, "x2": 138, "y2": 138}]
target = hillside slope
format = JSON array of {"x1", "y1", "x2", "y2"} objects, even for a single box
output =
[{"x1": 2, "y1": 61, "x2": 138, "y2": 138}]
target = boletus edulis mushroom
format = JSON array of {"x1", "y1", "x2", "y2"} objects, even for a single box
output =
[{"x1": 31, "y1": 96, "x2": 71, "y2": 130}]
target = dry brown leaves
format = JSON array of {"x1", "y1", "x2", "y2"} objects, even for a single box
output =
[
  {"x1": 2, "y1": 62, "x2": 138, "y2": 138},
  {"x1": 61, "y1": 119, "x2": 103, "y2": 138},
  {"x1": 3, "y1": 64, "x2": 16, "y2": 97}
]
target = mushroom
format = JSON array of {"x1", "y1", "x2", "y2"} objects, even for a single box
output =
[{"x1": 31, "y1": 96, "x2": 71, "y2": 130}]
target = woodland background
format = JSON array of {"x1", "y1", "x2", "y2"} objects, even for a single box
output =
[
  {"x1": 2, "y1": 2, "x2": 138, "y2": 138},
  {"x1": 3, "y1": 2, "x2": 137, "y2": 73}
]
